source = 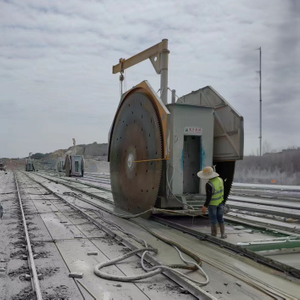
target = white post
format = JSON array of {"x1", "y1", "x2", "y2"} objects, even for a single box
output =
[
  {"x1": 171, "y1": 89, "x2": 176, "y2": 104},
  {"x1": 259, "y1": 47, "x2": 262, "y2": 156},
  {"x1": 160, "y1": 39, "x2": 169, "y2": 105}
]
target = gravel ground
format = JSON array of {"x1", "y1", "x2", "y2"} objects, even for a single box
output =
[
  {"x1": 0, "y1": 171, "x2": 198, "y2": 300},
  {"x1": 0, "y1": 171, "x2": 83, "y2": 300},
  {"x1": 84, "y1": 159, "x2": 109, "y2": 173},
  {"x1": 3, "y1": 170, "x2": 298, "y2": 299}
]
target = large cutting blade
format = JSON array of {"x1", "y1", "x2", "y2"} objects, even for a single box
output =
[{"x1": 110, "y1": 92, "x2": 162, "y2": 214}]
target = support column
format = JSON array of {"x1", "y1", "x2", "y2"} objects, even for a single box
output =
[{"x1": 160, "y1": 39, "x2": 169, "y2": 105}]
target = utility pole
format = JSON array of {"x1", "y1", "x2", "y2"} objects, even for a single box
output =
[{"x1": 258, "y1": 47, "x2": 262, "y2": 156}]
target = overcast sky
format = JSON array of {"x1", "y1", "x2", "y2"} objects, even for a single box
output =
[{"x1": 0, "y1": 0, "x2": 299, "y2": 158}]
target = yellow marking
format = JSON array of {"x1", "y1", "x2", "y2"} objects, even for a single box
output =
[{"x1": 133, "y1": 157, "x2": 169, "y2": 163}]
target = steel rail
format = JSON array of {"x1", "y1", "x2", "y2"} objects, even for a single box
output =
[
  {"x1": 85, "y1": 176, "x2": 110, "y2": 180},
  {"x1": 224, "y1": 214, "x2": 300, "y2": 236},
  {"x1": 41, "y1": 173, "x2": 111, "y2": 194},
  {"x1": 228, "y1": 196, "x2": 300, "y2": 209},
  {"x1": 227, "y1": 201, "x2": 300, "y2": 219},
  {"x1": 22, "y1": 172, "x2": 300, "y2": 299},
  {"x1": 151, "y1": 216, "x2": 300, "y2": 280},
  {"x1": 82, "y1": 176, "x2": 110, "y2": 182},
  {"x1": 22, "y1": 171, "x2": 215, "y2": 300},
  {"x1": 31, "y1": 172, "x2": 300, "y2": 236},
  {"x1": 228, "y1": 191, "x2": 300, "y2": 204},
  {"x1": 24, "y1": 171, "x2": 300, "y2": 280},
  {"x1": 33, "y1": 173, "x2": 300, "y2": 230},
  {"x1": 14, "y1": 172, "x2": 43, "y2": 300},
  {"x1": 82, "y1": 174, "x2": 110, "y2": 180},
  {"x1": 231, "y1": 188, "x2": 300, "y2": 201},
  {"x1": 45, "y1": 173, "x2": 300, "y2": 214},
  {"x1": 78, "y1": 177, "x2": 111, "y2": 185},
  {"x1": 65, "y1": 179, "x2": 300, "y2": 213},
  {"x1": 16, "y1": 172, "x2": 110, "y2": 199},
  {"x1": 82, "y1": 174, "x2": 110, "y2": 182},
  {"x1": 233, "y1": 183, "x2": 300, "y2": 192}
]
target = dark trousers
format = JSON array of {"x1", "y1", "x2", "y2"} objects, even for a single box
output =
[{"x1": 208, "y1": 203, "x2": 224, "y2": 225}]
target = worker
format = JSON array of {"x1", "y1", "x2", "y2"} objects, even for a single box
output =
[{"x1": 197, "y1": 166, "x2": 227, "y2": 239}]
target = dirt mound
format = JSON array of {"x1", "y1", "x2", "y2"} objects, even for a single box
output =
[
  {"x1": 45, "y1": 149, "x2": 66, "y2": 160},
  {"x1": 0, "y1": 142, "x2": 110, "y2": 172},
  {"x1": 3, "y1": 159, "x2": 26, "y2": 171},
  {"x1": 84, "y1": 159, "x2": 109, "y2": 173},
  {"x1": 83, "y1": 142, "x2": 108, "y2": 157}
]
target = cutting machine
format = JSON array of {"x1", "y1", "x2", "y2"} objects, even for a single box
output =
[{"x1": 108, "y1": 39, "x2": 243, "y2": 215}]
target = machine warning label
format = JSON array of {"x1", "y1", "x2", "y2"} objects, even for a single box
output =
[{"x1": 184, "y1": 127, "x2": 202, "y2": 135}]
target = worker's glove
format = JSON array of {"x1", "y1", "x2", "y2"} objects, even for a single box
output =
[
  {"x1": 201, "y1": 206, "x2": 207, "y2": 214},
  {"x1": 222, "y1": 204, "x2": 229, "y2": 215}
]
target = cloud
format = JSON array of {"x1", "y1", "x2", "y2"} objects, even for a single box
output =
[{"x1": 0, "y1": 0, "x2": 299, "y2": 157}]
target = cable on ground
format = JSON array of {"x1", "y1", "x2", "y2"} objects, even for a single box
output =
[
  {"x1": 63, "y1": 192, "x2": 209, "y2": 285},
  {"x1": 166, "y1": 164, "x2": 195, "y2": 210}
]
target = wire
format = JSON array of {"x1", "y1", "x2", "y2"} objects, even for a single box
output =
[
  {"x1": 93, "y1": 215, "x2": 209, "y2": 284},
  {"x1": 166, "y1": 164, "x2": 195, "y2": 210},
  {"x1": 61, "y1": 191, "x2": 209, "y2": 285},
  {"x1": 94, "y1": 248, "x2": 163, "y2": 282},
  {"x1": 140, "y1": 246, "x2": 209, "y2": 285},
  {"x1": 32, "y1": 173, "x2": 208, "y2": 285},
  {"x1": 94, "y1": 246, "x2": 209, "y2": 285}
]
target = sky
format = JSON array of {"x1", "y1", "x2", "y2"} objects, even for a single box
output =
[{"x1": 0, "y1": 0, "x2": 299, "y2": 158}]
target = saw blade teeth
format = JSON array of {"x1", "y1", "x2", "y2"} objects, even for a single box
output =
[{"x1": 110, "y1": 92, "x2": 163, "y2": 215}]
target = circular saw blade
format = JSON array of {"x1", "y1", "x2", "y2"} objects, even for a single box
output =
[{"x1": 110, "y1": 92, "x2": 162, "y2": 215}]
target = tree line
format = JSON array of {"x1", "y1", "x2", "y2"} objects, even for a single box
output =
[
  {"x1": 29, "y1": 153, "x2": 50, "y2": 160},
  {"x1": 234, "y1": 148, "x2": 300, "y2": 185}
]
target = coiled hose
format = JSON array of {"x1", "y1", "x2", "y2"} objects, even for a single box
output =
[{"x1": 62, "y1": 191, "x2": 209, "y2": 285}]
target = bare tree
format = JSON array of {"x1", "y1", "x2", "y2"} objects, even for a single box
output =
[{"x1": 263, "y1": 140, "x2": 272, "y2": 154}]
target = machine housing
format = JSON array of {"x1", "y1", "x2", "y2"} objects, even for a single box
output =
[
  {"x1": 25, "y1": 159, "x2": 35, "y2": 172},
  {"x1": 64, "y1": 155, "x2": 84, "y2": 177}
]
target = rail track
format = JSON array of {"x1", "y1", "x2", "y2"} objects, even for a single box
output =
[
  {"x1": 1, "y1": 171, "x2": 217, "y2": 300},
  {"x1": 28, "y1": 171, "x2": 300, "y2": 298},
  {"x1": 14, "y1": 172, "x2": 43, "y2": 300},
  {"x1": 0, "y1": 171, "x2": 45, "y2": 299},
  {"x1": 1, "y1": 174, "x2": 227, "y2": 299},
  {"x1": 2, "y1": 170, "x2": 300, "y2": 299},
  {"x1": 39, "y1": 174, "x2": 300, "y2": 258},
  {"x1": 50, "y1": 172, "x2": 300, "y2": 234},
  {"x1": 44, "y1": 174, "x2": 300, "y2": 268},
  {"x1": 0, "y1": 171, "x2": 86, "y2": 299}
]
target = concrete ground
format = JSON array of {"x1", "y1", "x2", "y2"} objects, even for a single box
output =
[
  {"x1": 1, "y1": 170, "x2": 300, "y2": 299},
  {"x1": 27, "y1": 171, "x2": 300, "y2": 299}
]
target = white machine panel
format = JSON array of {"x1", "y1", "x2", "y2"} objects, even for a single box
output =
[{"x1": 166, "y1": 104, "x2": 214, "y2": 198}]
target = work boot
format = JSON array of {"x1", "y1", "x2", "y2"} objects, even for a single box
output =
[
  {"x1": 220, "y1": 223, "x2": 227, "y2": 239},
  {"x1": 211, "y1": 225, "x2": 217, "y2": 237}
]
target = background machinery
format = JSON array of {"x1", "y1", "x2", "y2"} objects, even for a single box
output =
[
  {"x1": 64, "y1": 139, "x2": 84, "y2": 177},
  {"x1": 25, "y1": 153, "x2": 35, "y2": 172},
  {"x1": 0, "y1": 161, "x2": 6, "y2": 172},
  {"x1": 25, "y1": 159, "x2": 35, "y2": 171},
  {"x1": 64, "y1": 155, "x2": 84, "y2": 177},
  {"x1": 56, "y1": 158, "x2": 65, "y2": 173},
  {"x1": 108, "y1": 39, "x2": 244, "y2": 215}
]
